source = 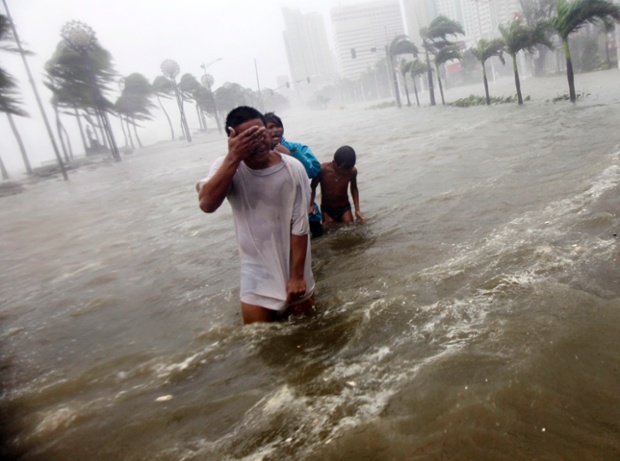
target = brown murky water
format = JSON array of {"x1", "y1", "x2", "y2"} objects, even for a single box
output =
[{"x1": 1, "y1": 70, "x2": 620, "y2": 460}]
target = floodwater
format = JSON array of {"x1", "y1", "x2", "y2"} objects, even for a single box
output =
[{"x1": 1, "y1": 70, "x2": 620, "y2": 461}]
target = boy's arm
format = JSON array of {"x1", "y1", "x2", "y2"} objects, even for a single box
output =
[
  {"x1": 350, "y1": 169, "x2": 364, "y2": 221},
  {"x1": 198, "y1": 126, "x2": 264, "y2": 213},
  {"x1": 287, "y1": 233, "x2": 308, "y2": 302},
  {"x1": 310, "y1": 174, "x2": 320, "y2": 214}
]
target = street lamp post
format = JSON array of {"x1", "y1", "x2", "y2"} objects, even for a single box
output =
[
  {"x1": 161, "y1": 59, "x2": 191, "y2": 142},
  {"x1": 61, "y1": 20, "x2": 121, "y2": 162}
]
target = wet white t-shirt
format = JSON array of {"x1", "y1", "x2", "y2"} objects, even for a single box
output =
[{"x1": 202, "y1": 154, "x2": 314, "y2": 311}]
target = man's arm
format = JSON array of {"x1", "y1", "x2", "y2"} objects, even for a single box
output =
[
  {"x1": 198, "y1": 125, "x2": 265, "y2": 213},
  {"x1": 287, "y1": 233, "x2": 308, "y2": 302},
  {"x1": 350, "y1": 169, "x2": 364, "y2": 221}
]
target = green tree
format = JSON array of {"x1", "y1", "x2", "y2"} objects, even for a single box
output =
[
  {"x1": 434, "y1": 44, "x2": 462, "y2": 105},
  {"x1": 499, "y1": 18, "x2": 553, "y2": 104},
  {"x1": 160, "y1": 59, "x2": 191, "y2": 142},
  {"x1": 388, "y1": 35, "x2": 418, "y2": 107},
  {"x1": 470, "y1": 38, "x2": 507, "y2": 105},
  {"x1": 0, "y1": 14, "x2": 32, "y2": 178},
  {"x1": 420, "y1": 16, "x2": 465, "y2": 106},
  {"x1": 551, "y1": 0, "x2": 620, "y2": 102},
  {"x1": 179, "y1": 73, "x2": 206, "y2": 132}
]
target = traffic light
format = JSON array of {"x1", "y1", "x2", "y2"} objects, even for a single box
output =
[{"x1": 350, "y1": 48, "x2": 356, "y2": 59}]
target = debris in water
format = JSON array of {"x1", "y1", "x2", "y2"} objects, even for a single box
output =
[
  {"x1": 155, "y1": 395, "x2": 173, "y2": 402},
  {"x1": 346, "y1": 381, "x2": 357, "y2": 387}
]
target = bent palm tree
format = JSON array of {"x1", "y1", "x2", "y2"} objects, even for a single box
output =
[
  {"x1": 470, "y1": 38, "x2": 507, "y2": 105},
  {"x1": 420, "y1": 16, "x2": 465, "y2": 106},
  {"x1": 499, "y1": 18, "x2": 553, "y2": 104},
  {"x1": 551, "y1": 0, "x2": 620, "y2": 102},
  {"x1": 434, "y1": 44, "x2": 461, "y2": 105},
  {"x1": 0, "y1": 14, "x2": 32, "y2": 177},
  {"x1": 399, "y1": 59, "x2": 413, "y2": 106},
  {"x1": 389, "y1": 35, "x2": 418, "y2": 107},
  {"x1": 152, "y1": 76, "x2": 175, "y2": 140},
  {"x1": 408, "y1": 59, "x2": 429, "y2": 107}
]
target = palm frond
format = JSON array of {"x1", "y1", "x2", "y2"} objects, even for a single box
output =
[{"x1": 552, "y1": 0, "x2": 620, "y2": 38}]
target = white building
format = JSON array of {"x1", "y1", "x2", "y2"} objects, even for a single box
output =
[
  {"x1": 282, "y1": 7, "x2": 338, "y2": 90},
  {"x1": 331, "y1": 0, "x2": 406, "y2": 80}
]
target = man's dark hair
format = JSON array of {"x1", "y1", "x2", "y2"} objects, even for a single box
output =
[
  {"x1": 264, "y1": 112, "x2": 283, "y2": 129},
  {"x1": 225, "y1": 106, "x2": 265, "y2": 137},
  {"x1": 334, "y1": 145, "x2": 356, "y2": 169}
]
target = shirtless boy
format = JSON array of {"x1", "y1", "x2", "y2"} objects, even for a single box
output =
[{"x1": 310, "y1": 145, "x2": 364, "y2": 225}]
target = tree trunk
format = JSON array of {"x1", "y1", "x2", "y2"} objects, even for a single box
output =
[
  {"x1": 156, "y1": 94, "x2": 175, "y2": 141},
  {"x1": 402, "y1": 73, "x2": 411, "y2": 106},
  {"x1": 564, "y1": 38, "x2": 576, "y2": 103},
  {"x1": 74, "y1": 106, "x2": 88, "y2": 155},
  {"x1": 513, "y1": 54, "x2": 523, "y2": 105},
  {"x1": 435, "y1": 63, "x2": 445, "y2": 105},
  {"x1": 54, "y1": 105, "x2": 69, "y2": 162},
  {"x1": 119, "y1": 114, "x2": 128, "y2": 147},
  {"x1": 61, "y1": 123, "x2": 73, "y2": 159},
  {"x1": 195, "y1": 104, "x2": 204, "y2": 131},
  {"x1": 482, "y1": 63, "x2": 490, "y2": 105},
  {"x1": 413, "y1": 77, "x2": 420, "y2": 107},
  {"x1": 0, "y1": 153, "x2": 9, "y2": 180},
  {"x1": 132, "y1": 117, "x2": 143, "y2": 147},
  {"x1": 6, "y1": 112, "x2": 33, "y2": 175},
  {"x1": 425, "y1": 49, "x2": 436, "y2": 106},
  {"x1": 126, "y1": 116, "x2": 135, "y2": 149},
  {"x1": 173, "y1": 81, "x2": 192, "y2": 142},
  {"x1": 390, "y1": 58, "x2": 402, "y2": 108}
]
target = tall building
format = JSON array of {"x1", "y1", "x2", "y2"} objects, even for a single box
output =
[
  {"x1": 282, "y1": 8, "x2": 337, "y2": 88},
  {"x1": 331, "y1": 0, "x2": 405, "y2": 80},
  {"x1": 402, "y1": 0, "x2": 435, "y2": 43}
]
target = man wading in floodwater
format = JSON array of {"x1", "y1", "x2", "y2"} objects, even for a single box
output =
[{"x1": 197, "y1": 106, "x2": 316, "y2": 324}]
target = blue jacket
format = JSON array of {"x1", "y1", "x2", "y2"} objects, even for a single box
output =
[{"x1": 281, "y1": 137, "x2": 322, "y2": 222}]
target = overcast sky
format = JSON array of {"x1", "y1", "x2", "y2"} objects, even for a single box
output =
[
  {"x1": 1, "y1": 0, "x2": 363, "y2": 171},
  {"x1": 4, "y1": 0, "x2": 353, "y2": 91}
]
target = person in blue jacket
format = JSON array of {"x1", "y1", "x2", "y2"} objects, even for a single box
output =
[{"x1": 264, "y1": 112, "x2": 323, "y2": 238}]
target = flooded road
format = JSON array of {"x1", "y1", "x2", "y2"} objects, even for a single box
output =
[{"x1": 1, "y1": 70, "x2": 620, "y2": 460}]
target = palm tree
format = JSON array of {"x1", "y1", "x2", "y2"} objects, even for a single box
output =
[
  {"x1": 408, "y1": 59, "x2": 429, "y2": 107},
  {"x1": 160, "y1": 59, "x2": 191, "y2": 142},
  {"x1": 388, "y1": 35, "x2": 418, "y2": 107},
  {"x1": 500, "y1": 18, "x2": 553, "y2": 105},
  {"x1": 520, "y1": 0, "x2": 558, "y2": 75},
  {"x1": 399, "y1": 59, "x2": 413, "y2": 106},
  {"x1": 152, "y1": 76, "x2": 175, "y2": 141},
  {"x1": 470, "y1": 38, "x2": 507, "y2": 105},
  {"x1": 0, "y1": 14, "x2": 32, "y2": 177},
  {"x1": 434, "y1": 44, "x2": 462, "y2": 105},
  {"x1": 115, "y1": 73, "x2": 155, "y2": 148},
  {"x1": 551, "y1": 0, "x2": 620, "y2": 102},
  {"x1": 45, "y1": 38, "x2": 118, "y2": 153},
  {"x1": 420, "y1": 16, "x2": 465, "y2": 106},
  {"x1": 179, "y1": 73, "x2": 204, "y2": 131}
]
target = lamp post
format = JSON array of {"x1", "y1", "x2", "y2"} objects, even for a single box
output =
[
  {"x1": 200, "y1": 58, "x2": 223, "y2": 134},
  {"x1": 161, "y1": 59, "x2": 191, "y2": 142},
  {"x1": 61, "y1": 20, "x2": 121, "y2": 161}
]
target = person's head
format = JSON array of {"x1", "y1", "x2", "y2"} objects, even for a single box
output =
[
  {"x1": 224, "y1": 106, "x2": 270, "y2": 159},
  {"x1": 264, "y1": 112, "x2": 284, "y2": 147},
  {"x1": 225, "y1": 106, "x2": 266, "y2": 137},
  {"x1": 333, "y1": 145, "x2": 356, "y2": 171}
]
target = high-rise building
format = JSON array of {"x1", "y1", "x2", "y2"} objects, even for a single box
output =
[
  {"x1": 331, "y1": 0, "x2": 405, "y2": 80},
  {"x1": 402, "y1": 0, "x2": 435, "y2": 43},
  {"x1": 282, "y1": 7, "x2": 337, "y2": 89}
]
